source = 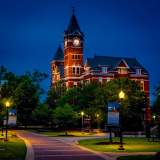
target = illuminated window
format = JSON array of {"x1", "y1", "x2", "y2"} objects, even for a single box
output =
[
  {"x1": 106, "y1": 77, "x2": 110, "y2": 82},
  {"x1": 118, "y1": 68, "x2": 128, "y2": 74},
  {"x1": 140, "y1": 80, "x2": 144, "y2": 91},
  {"x1": 102, "y1": 67, "x2": 107, "y2": 73},
  {"x1": 136, "y1": 69, "x2": 141, "y2": 75},
  {"x1": 98, "y1": 77, "x2": 102, "y2": 83},
  {"x1": 74, "y1": 82, "x2": 77, "y2": 87}
]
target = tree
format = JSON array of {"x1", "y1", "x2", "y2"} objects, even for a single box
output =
[
  {"x1": 14, "y1": 76, "x2": 39, "y2": 126},
  {"x1": 53, "y1": 104, "x2": 77, "y2": 136},
  {"x1": 152, "y1": 82, "x2": 160, "y2": 136},
  {"x1": 32, "y1": 104, "x2": 53, "y2": 126},
  {"x1": 59, "y1": 82, "x2": 106, "y2": 129},
  {"x1": 153, "y1": 82, "x2": 160, "y2": 114},
  {"x1": 103, "y1": 78, "x2": 146, "y2": 131},
  {"x1": 0, "y1": 66, "x2": 48, "y2": 126},
  {"x1": 46, "y1": 87, "x2": 60, "y2": 109},
  {"x1": 78, "y1": 82, "x2": 106, "y2": 128},
  {"x1": 0, "y1": 66, "x2": 18, "y2": 99}
]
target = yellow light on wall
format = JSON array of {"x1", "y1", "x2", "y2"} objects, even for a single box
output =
[{"x1": 119, "y1": 90, "x2": 125, "y2": 100}]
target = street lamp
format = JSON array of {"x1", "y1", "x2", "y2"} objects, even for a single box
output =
[
  {"x1": 5, "y1": 100, "x2": 10, "y2": 141},
  {"x1": 153, "y1": 115, "x2": 156, "y2": 121},
  {"x1": 81, "y1": 111, "x2": 84, "y2": 131},
  {"x1": 96, "y1": 114, "x2": 100, "y2": 129},
  {"x1": 118, "y1": 90, "x2": 125, "y2": 150}
]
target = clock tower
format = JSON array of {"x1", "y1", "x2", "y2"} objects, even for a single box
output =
[{"x1": 64, "y1": 10, "x2": 84, "y2": 87}]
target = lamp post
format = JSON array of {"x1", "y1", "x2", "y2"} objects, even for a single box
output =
[
  {"x1": 5, "y1": 101, "x2": 10, "y2": 141},
  {"x1": 96, "y1": 114, "x2": 100, "y2": 129},
  {"x1": 118, "y1": 90, "x2": 125, "y2": 150},
  {"x1": 153, "y1": 115, "x2": 156, "y2": 121},
  {"x1": 81, "y1": 111, "x2": 84, "y2": 131}
]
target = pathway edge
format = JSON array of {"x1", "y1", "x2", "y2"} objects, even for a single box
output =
[{"x1": 16, "y1": 131, "x2": 35, "y2": 160}]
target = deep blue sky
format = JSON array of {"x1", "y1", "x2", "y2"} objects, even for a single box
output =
[{"x1": 0, "y1": 0, "x2": 160, "y2": 102}]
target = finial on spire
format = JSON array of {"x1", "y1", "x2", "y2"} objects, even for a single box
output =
[{"x1": 72, "y1": 6, "x2": 75, "y2": 14}]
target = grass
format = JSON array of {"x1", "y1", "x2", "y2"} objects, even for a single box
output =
[
  {"x1": 117, "y1": 155, "x2": 159, "y2": 160},
  {"x1": 79, "y1": 137, "x2": 160, "y2": 152},
  {"x1": 0, "y1": 131, "x2": 26, "y2": 160},
  {"x1": 30, "y1": 130, "x2": 96, "y2": 137}
]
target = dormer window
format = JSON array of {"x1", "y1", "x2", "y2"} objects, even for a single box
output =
[
  {"x1": 102, "y1": 67, "x2": 107, "y2": 73},
  {"x1": 136, "y1": 69, "x2": 141, "y2": 75},
  {"x1": 118, "y1": 68, "x2": 128, "y2": 74}
]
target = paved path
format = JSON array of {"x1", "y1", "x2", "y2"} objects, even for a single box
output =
[{"x1": 17, "y1": 131, "x2": 106, "y2": 160}]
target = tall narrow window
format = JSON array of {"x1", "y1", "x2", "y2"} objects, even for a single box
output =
[
  {"x1": 98, "y1": 77, "x2": 102, "y2": 83},
  {"x1": 102, "y1": 67, "x2": 107, "y2": 73},
  {"x1": 136, "y1": 69, "x2": 141, "y2": 75},
  {"x1": 77, "y1": 67, "x2": 80, "y2": 74},
  {"x1": 72, "y1": 67, "x2": 75, "y2": 74},
  {"x1": 140, "y1": 81, "x2": 144, "y2": 91}
]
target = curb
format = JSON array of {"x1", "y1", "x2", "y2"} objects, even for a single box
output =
[
  {"x1": 74, "y1": 140, "x2": 116, "y2": 160},
  {"x1": 16, "y1": 131, "x2": 34, "y2": 160}
]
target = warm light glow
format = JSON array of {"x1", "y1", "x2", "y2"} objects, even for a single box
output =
[
  {"x1": 5, "y1": 101, "x2": 10, "y2": 108},
  {"x1": 119, "y1": 90, "x2": 125, "y2": 99},
  {"x1": 153, "y1": 115, "x2": 156, "y2": 120},
  {"x1": 81, "y1": 111, "x2": 84, "y2": 116},
  {"x1": 73, "y1": 38, "x2": 80, "y2": 46},
  {"x1": 96, "y1": 114, "x2": 99, "y2": 118}
]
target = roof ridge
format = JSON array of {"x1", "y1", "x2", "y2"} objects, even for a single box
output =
[{"x1": 94, "y1": 55, "x2": 137, "y2": 60}]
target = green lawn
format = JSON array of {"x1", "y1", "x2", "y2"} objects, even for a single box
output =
[
  {"x1": 79, "y1": 137, "x2": 160, "y2": 152},
  {"x1": 117, "y1": 155, "x2": 159, "y2": 160},
  {"x1": 0, "y1": 131, "x2": 26, "y2": 160}
]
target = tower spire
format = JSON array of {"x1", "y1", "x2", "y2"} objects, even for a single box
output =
[{"x1": 72, "y1": 6, "x2": 75, "y2": 15}]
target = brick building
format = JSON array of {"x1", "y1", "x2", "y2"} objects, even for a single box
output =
[
  {"x1": 51, "y1": 12, "x2": 149, "y2": 99},
  {"x1": 51, "y1": 11, "x2": 151, "y2": 122}
]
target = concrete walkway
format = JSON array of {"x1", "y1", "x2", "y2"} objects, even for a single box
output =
[
  {"x1": 17, "y1": 131, "x2": 157, "y2": 160},
  {"x1": 17, "y1": 131, "x2": 108, "y2": 160}
]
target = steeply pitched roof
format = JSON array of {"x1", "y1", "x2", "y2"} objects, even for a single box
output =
[
  {"x1": 53, "y1": 45, "x2": 64, "y2": 61},
  {"x1": 86, "y1": 55, "x2": 148, "y2": 73},
  {"x1": 65, "y1": 13, "x2": 82, "y2": 35},
  {"x1": 57, "y1": 63, "x2": 64, "y2": 78}
]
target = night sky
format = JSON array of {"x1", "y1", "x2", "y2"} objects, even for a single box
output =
[{"x1": 0, "y1": 0, "x2": 160, "y2": 102}]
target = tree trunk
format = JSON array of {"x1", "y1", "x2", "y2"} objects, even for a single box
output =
[{"x1": 64, "y1": 124, "x2": 68, "y2": 136}]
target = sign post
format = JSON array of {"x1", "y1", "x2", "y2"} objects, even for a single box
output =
[{"x1": 107, "y1": 102, "x2": 120, "y2": 143}]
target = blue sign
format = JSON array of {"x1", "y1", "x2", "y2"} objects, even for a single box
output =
[{"x1": 107, "y1": 102, "x2": 120, "y2": 125}]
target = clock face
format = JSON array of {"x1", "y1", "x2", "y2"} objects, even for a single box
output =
[{"x1": 73, "y1": 38, "x2": 80, "y2": 46}]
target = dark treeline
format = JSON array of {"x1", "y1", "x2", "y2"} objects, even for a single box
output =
[{"x1": 0, "y1": 66, "x2": 159, "y2": 133}]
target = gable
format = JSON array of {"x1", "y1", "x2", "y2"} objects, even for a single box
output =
[{"x1": 117, "y1": 59, "x2": 129, "y2": 68}]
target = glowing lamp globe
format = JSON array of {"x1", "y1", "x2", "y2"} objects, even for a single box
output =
[{"x1": 119, "y1": 90, "x2": 125, "y2": 100}]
